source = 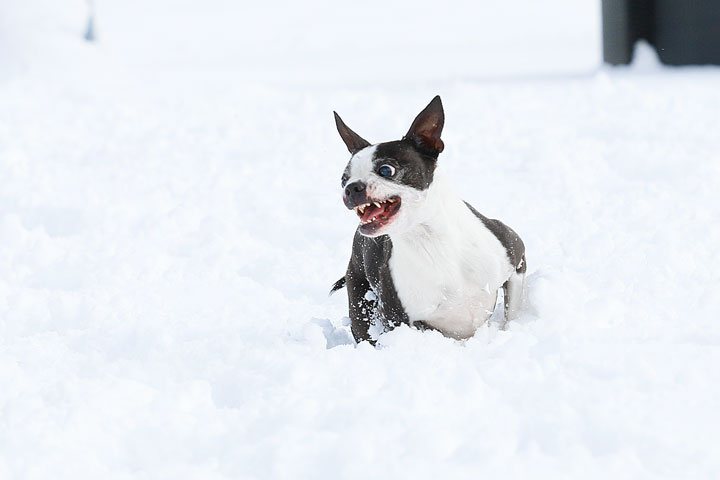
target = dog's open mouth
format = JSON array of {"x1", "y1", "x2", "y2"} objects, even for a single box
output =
[{"x1": 353, "y1": 196, "x2": 401, "y2": 234}]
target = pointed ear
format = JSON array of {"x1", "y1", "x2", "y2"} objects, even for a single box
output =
[
  {"x1": 334, "y1": 111, "x2": 371, "y2": 154},
  {"x1": 403, "y1": 95, "x2": 445, "y2": 154}
]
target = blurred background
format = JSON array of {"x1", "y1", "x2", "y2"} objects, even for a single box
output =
[{"x1": 1, "y1": 0, "x2": 601, "y2": 83}]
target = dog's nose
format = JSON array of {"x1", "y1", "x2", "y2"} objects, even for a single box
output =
[
  {"x1": 344, "y1": 181, "x2": 367, "y2": 207},
  {"x1": 345, "y1": 181, "x2": 366, "y2": 197}
]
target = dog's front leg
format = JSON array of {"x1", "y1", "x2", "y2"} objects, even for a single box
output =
[{"x1": 346, "y1": 264, "x2": 379, "y2": 344}]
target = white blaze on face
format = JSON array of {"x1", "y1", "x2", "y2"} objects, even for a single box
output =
[{"x1": 346, "y1": 145, "x2": 377, "y2": 186}]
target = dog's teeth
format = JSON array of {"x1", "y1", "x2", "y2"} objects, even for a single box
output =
[
  {"x1": 388, "y1": 198, "x2": 395, "y2": 203},
  {"x1": 374, "y1": 202, "x2": 381, "y2": 208},
  {"x1": 359, "y1": 206, "x2": 365, "y2": 213}
]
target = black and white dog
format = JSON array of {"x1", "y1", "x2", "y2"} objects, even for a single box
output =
[{"x1": 331, "y1": 96, "x2": 526, "y2": 343}]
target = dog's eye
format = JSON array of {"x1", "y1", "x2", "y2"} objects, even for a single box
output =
[{"x1": 378, "y1": 165, "x2": 396, "y2": 178}]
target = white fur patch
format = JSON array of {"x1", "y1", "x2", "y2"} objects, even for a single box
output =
[
  {"x1": 386, "y1": 174, "x2": 515, "y2": 339},
  {"x1": 347, "y1": 145, "x2": 377, "y2": 185}
]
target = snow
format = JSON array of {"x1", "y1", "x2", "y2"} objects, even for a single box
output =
[{"x1": 1, "y1": 0, "x2": 720, "y2": 478}]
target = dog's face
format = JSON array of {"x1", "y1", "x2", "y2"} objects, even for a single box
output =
[{"x1": 335, "y1": 96, "x2": 445, "y2": 237}]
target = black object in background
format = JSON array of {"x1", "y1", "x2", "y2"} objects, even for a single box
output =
[{"x1": 602, "y1": 0, "x2": 720, "y2": 65}]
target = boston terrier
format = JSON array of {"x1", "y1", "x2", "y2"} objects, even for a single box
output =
[{"x1": 331, "y1": 96, "x2": 526, "y2": 343}]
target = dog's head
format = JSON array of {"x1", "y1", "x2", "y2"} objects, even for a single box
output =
[{"x1": 335, "y1": 96, "x2": 445, "y2": 237}]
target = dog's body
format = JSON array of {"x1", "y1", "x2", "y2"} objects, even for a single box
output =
[{"x1": 332, "y1": 96, "x2": 525, "y2": 343}]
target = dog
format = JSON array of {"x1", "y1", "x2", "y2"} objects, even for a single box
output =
[{"x1": 330, "y1": 96, "x2": 526, "y2": 343}]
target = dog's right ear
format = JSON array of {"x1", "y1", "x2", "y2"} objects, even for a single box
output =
[
  {"x1": 334, "y1": 112, "x2": 371, "y2": 154},
  {"x1": 404, "y1": 96, "x2": 445, "y2": 154}
]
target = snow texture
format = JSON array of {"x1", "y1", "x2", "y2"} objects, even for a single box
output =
[{"x1": 1, "y1": 1, "x2": 720, "y2": 479}]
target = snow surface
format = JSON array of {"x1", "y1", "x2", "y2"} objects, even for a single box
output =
[{"x1": 2, "y1": 1, "x2": 720, "y2": 479}]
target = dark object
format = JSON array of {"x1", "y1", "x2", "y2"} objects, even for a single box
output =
[
  {"x1": 84, "y1": 15, "x2": 95, "y2": 42},
  {"x1": 84, "y1": 0, "x2": 96, "y2": 42},
  {"x1": 602, "y1": 0, "x2": 720, "y2": 65}
]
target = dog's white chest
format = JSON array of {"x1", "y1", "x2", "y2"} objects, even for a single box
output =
[{"x1": 388, "y1": 197, "x2": 513, "y2": 339}]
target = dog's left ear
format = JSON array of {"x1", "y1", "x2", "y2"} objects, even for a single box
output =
[
  {"x1": 404, "y1": 95, "x2": 445, "y2": 154},
  {"x1": 334, "y1": 112, "x2": 371, "y2": 154}
]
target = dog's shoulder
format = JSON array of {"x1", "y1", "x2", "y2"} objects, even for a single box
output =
[{"x1": 463, "y1": 201, "x2": 525, "y2": 272}]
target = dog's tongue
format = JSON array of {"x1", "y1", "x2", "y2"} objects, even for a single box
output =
[{"x1": 361, "y1": 203, "x2": 386, "y2": 223}]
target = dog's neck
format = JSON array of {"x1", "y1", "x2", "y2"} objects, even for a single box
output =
[{"x1": 388, "y1": 172, "x2": 470, "y2": 248}]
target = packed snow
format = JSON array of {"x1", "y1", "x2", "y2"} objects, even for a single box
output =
[{"x1": 1, "y1": 1, "x2": 719, "y2": 478}]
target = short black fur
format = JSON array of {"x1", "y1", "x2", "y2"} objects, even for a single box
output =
[{"x1": 373, "y1": 140, "x2": 437, "y2": 191}]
